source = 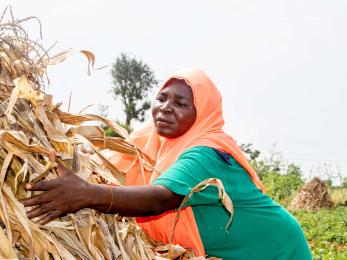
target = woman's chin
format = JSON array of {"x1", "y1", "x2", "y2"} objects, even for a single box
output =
[
  {"x1": 157, "y1": 130, "x2": 173, "y2": 138},
  {"x1": 155, "y1": 127, "x2": 176, "y2": 139}
]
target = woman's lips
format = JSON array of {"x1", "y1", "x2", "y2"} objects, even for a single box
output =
[
  {"x1": 156, "y1": 121, "x2": 171, "y2": 127},
  {"x1": 156, "y1": 117, "x2": 172, "y2": 127}
]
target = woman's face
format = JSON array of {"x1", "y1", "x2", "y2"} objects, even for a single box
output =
[{"x1": 152, "y1": 79, "x2": 197, "y2": 138}]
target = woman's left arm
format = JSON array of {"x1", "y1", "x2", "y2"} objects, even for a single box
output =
[{"x1": 21, "y1": 153, "x2": 183, "y2": 225}]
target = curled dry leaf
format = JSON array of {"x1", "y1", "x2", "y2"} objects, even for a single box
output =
[{"x1": 169, "y1": 178, "x2": 234, "y2": 247}]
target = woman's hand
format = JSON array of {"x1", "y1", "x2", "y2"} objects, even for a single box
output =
[
  {"x1": 20, "y1": 152, "x2": 92, "y2": 225},
  {"x1": 21, "y1": 153, "x2": 184, "y2": 222}
]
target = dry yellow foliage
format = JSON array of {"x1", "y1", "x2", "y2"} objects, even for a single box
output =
[{"x1": 0, "y1": 7, "x2": 228, "y2": 259}]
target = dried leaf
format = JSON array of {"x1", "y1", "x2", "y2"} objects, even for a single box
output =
[
  {"x1": 48, "y1": 49, "x2": 97, "y2": 75},
  {"x1": 0, "y1": 224, "x2": 16, "y2": 258},
  {"x1": 0, "y1": 9, "x2": 189, "y2": 260},
  {"x1": 169, "y1": 178, "x2": 234, "y2": 249}
]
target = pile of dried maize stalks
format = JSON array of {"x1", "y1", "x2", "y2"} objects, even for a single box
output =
[{"x1": 0, "y1": 8, "x2": 206, "y2": 260}]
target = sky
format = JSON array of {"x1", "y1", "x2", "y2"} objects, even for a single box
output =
[{"x1": 4, "y1": 1, "x2": 347, "y2": 184}]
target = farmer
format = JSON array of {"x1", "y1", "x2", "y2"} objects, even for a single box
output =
[{"x1": 21, "y1": 69, "x2": 312, "y2": 259}]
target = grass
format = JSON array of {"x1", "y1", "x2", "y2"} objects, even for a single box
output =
[{"x1": 330, "y1": 188, "x2": 347, "y2": 207}]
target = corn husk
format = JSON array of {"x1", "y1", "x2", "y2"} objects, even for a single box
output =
[{"x1": 0, "y1": 8, "x2": 230, "y2": 259}]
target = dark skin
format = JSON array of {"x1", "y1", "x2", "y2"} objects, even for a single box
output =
[
  {"x1": 152, "y1": 79, "x2": 197, "y2": 138},
  {"x1": 21, "y1": 79, "x2": 197, "y2": 225}
]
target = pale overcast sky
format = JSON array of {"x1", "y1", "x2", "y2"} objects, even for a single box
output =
[{"x1": 4, "y1": 1, "x2": 347, "y2": 183}]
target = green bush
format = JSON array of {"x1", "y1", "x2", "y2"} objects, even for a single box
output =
[
  {"x1": 262, "y1": 169, "x2": 303, "y2": 204},
  {"x1": 240, "y1": 143, "x2": 304, "y2": 203}
]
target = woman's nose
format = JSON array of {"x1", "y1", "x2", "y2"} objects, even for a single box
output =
[{"x1": 160, "y1": 100, "x2": 173, "y2": 113}]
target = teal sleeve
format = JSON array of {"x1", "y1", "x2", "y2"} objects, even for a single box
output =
[{"x1": 152, "y1": 146, "x2": 223, "y2": 206}]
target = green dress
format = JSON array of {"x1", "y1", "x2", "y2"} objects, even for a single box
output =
[{"x1": 153, "y1": 146, "x2": 312, "y2": 260}]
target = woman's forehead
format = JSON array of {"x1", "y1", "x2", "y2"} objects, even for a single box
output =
[
  {"x1": 163, "y1": 78, "x2": 189, "y2": 89},
  {"x1": 161, "y1": 79, "x2": 194, "y2": 98}
]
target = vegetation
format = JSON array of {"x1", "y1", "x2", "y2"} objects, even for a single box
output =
[
  {"x1": 241, "y1": 143, "x2": 304, "y2": 203},
  {"x1": 261, "y1": 164, "x2": 303, "y2": 203},
  {"x1": 292, "y1": 207, "x2": 347, "y2": 259},
  {"x1": 330, "y1": 187, "x2": 347, "y2": 207},
  {"x1": 240, "y1": 143, "x2": 347, "y2": 259},
  {"x1": 111, "y1": 53, "x2": 158, "y2": 128}
]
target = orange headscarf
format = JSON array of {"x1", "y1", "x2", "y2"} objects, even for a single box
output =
[{"x1": 112, "y1": 68, "x2": 264, "y2": 256}]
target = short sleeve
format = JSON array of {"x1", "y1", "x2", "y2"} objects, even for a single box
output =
[{"x1": 152, "y1": 146, "x2": 224, "y2": 206}]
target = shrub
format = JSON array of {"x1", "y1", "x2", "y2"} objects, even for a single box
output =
[{"x1": 262, "y1": 171, "x2": 303, "y2": 203}]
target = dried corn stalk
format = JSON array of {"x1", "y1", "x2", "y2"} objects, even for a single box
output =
[
  {"x1": 0, "y1": 8, "x2": 229, "y2": 259},
  {"x1": 0, "y1": 7, "x2": 189, "y2": 260}
]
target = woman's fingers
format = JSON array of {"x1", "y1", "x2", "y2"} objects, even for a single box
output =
[
  {"x1": 19, "y1": 152, "x2": 85, "y2": 225},
  {"x1": 26, "y1": 202, "x2": 55, "y2": 219},
  {"x1": 26, "y1": 201, "x2": 65, "y2": 223},
  {"x1": 20, "y1": 152, "x2": 88, "y2": 224},
  {"x1": 24, "y1": 178, "x2": 60, "y2": 191},
  {"x1": 20, "y1": 191, "x2": 52, "y2": 207},
  {"x1": 37, "y1": 210, "x2": 63, "y2": 225}
]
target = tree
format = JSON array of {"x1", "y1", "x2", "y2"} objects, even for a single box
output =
[
  {"x1": 240, "y1": 143, "x2": 267, "y2": 177},
  {"x1": 240, "y1": 143, "x2": 260, "y2": 161},
  {"x1": 111, "y1": 53, "x2": 158, "y2": 129}
]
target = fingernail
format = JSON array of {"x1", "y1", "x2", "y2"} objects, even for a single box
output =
[{"x1": 25, "y1": 183, "x2": 32, "y2": 189}]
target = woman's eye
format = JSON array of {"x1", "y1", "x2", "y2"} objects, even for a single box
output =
[
  {"x1": 157, "y1": 96, "x2": 166, "y2": 102},
  {"x1": 177, "y1": 102, "x2": 187, "y2": 107}
]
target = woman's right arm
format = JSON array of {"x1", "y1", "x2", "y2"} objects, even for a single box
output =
[{"x1": 21, "y1": 153, "x2": 183, "y2": 225}]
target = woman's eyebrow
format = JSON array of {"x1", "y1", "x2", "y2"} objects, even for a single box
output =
[{"x1": 174, "y1": 93, "x2": 190, "y2": 100}]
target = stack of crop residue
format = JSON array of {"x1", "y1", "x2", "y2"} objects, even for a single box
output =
[
  {"x1": 289, "y1": 177, "x2": 333, "y2": 211},
  {"x1": 0, "y1": 7, "x2": 207, "y2": 259}
]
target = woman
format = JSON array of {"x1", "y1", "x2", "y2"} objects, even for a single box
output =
[{"x1": 21, "y1": 69, "x2": 312, "y2": 259}]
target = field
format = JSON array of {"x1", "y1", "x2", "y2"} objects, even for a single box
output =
[
  {"x1": 292, "y1": 207, "x2": 347, "y2": 259},
  {"x1": 248, "y1": 146, "x2": 347, "y2": 259}
]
